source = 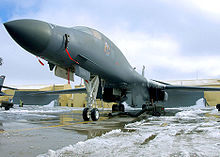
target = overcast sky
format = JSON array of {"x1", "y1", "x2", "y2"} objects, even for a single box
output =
[{"x1": 1, "y1": 0, "x2": 220, "y2": 86}]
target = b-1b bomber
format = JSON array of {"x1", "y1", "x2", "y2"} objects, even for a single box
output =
[{"x1": 4, "y1": 19, "x2": 220, "y2": 120}]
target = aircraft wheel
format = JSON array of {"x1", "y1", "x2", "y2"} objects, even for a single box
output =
[
  {"x1": 142, "y1": 104, "x2": 147, "y2": 110},
  {"x1": 83, "y1": 108, "x2": 90, "y2": 121},
  {"x1": 112, "y1": 104, "x2": 119, "y2": 112},
  {"x1": 119, "y1": 104, "x2": 125, "y2": 112},
  {"x1": 216, "y1": 104, "x2": 220, "y2": 111},
  {"x1": 91, "y1": 108, "x2": 99, "y2": 121},
  {"x1": 5, "y1": 107, "x2": 10, "y2": 110},
  {"x1": 152, "y1": 111, "x2": 161, "y2": 117}
]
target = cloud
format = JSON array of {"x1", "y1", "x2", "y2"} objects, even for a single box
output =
[
  {"x1": 108, "y1": 28, "x2": 220, "y2": 80},
  {"x1": 1, "y1": 0, "x2": 220, "y2": 85},
  {"x1": 109, "y1": 29, "x2": 179, "y2": 64},
  {"x1": 163, "y1": 0, "x2": 220, "y2": 21},
  {"x1": 186, "y1": 0, "x2": 220, "y2": 16}
]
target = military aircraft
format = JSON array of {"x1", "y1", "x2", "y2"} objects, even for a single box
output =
[
  {"x1": 0, "y1": 75, "x2": 17, "y2": 110},
  {"x1": 4, "y1": 19, "x2": 220, "y2": 121},
  {"x1": 0, "y1": 75, "x2": 17, "y2": 96}
]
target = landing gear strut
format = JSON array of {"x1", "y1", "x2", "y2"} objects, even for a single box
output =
[{"x1": 83, "y1": 76, "x2": 100, "y2": 121}]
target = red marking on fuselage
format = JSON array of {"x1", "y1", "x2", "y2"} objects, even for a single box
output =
[
  {"x1": 65, "y1": 48, "x2": 79, "y2": 64},
  {"x1": 85, "y1": 80, "x2": 89, "y2": 84},
  {"x1": 37, "y1": 57, "x2": 44, "y2": 66}
]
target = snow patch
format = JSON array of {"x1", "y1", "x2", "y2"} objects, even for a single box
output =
[{"x1": 38, "y1": 107, "x2": 220, "y2": 157}]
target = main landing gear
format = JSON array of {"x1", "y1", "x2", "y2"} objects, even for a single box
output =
[
  {"x1": 147, "y1": 99, "x2": 165, "y2": 117},
  {"x1": 126, "y1": 103, "x2": 164, "y2": 117},
  {"x1": 83, "y1": 107, "x2": 100, "y2": 121},
  {"x1": 109, "y1": 100, "x2": 165, "y2": 118},
  {"x1": 112, "y1": 103, "x2": 125, "y2": 112},
  {"x1": 82, "y1": 76, "x2": 100, "y2": 121}
]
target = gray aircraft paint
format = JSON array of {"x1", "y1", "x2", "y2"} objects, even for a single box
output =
[{"x1": 4, "y1": 19, "x2": 220, "y2": 108}]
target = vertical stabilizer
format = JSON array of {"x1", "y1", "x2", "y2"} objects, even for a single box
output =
[{"x1": 0, "y1": 75, "x2": 5, "y2": 91}]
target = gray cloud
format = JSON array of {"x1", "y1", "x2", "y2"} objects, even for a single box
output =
[{"x1": 1, "y1": 0, "x2": 220, "y2": 85}]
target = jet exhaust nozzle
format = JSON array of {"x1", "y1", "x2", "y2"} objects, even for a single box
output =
[{"x1": 4, "y1": 19, "x2": 52, "y2": 55}]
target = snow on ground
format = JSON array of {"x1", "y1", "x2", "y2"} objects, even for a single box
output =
[
  {"x1": 1, "y1": 104, "x2": 83, "y2": 114},
  {"x1": 38, "y1": 106, "x2": 220, "y2": 157},
  {"x1": 0, "y1": 103, "x2": 83, "y2": 122}
]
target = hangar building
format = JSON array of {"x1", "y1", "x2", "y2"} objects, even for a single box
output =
[
  {"x1": 0, "y1": 84, "x2": 114, "y2": 108},
  {"x1": 1, "y1": 79, "x2": 220, "y2": 108}
]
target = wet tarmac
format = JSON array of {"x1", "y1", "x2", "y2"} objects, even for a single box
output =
[
  {"x1": 0, "y1": 106, "x2": 84, "y2": 157},
  {"x1": 1, "y1": 104, "x2": 220, "y2": 157},
  {"x1": 0, "y1": 105, "x2": 143, "y2": 157}
]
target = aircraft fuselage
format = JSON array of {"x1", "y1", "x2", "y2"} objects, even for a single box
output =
[
  {"x1": 42, "y1": 24, "x2": 147, "y2": 85},
  {"x1": 4, "y1": 19, "x2": 162, "y2": 107}
]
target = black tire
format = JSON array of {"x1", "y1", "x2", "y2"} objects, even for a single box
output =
[
  {"x1": 83, "y1": 108, "x2": 90, "y2": 121},
  {"x1": 5, "y1": 107, "x2": 10, "y2": 111},
  {"x1": 91, "y1": 108, "x2": 99, "y2": 121},
  {"x1": 119, "y1": 104, "x2": 125, "y2": 112},
  {"x1": 112, "y1": 104, "x2": 119, "y2": 112},
  {"x1": 216, "y1": 104, "x2": 220, "y2": 111},
  {"x1": 142, "y1": 104, "x2": 147, "y2": 110},
  {"x1": 152, "y1": 111, "x2": 161, "y2": 117}
]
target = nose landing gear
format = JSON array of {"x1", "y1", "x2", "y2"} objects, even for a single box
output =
[{"x1": 82, "y1": 76, "x2": 100, "y2": 121}]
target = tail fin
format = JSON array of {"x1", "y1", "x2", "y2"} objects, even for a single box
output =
[{"x1": 0, "y1": 75, "x2": 6, "y2": 92}]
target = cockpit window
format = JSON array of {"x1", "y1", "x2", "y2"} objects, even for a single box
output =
[{"x1": 73, "y1": 26, "x2": 102, "y2": 40}]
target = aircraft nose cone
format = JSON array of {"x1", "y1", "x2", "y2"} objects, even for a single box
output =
[{"x1": 4, "y1": 19, "x2": 52, "y2": 54}]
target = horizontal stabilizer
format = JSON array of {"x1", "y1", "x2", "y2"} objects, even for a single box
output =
[
  {"x1": 0, "y1": 85, "x2": 18, "y2": 90},
  {"x1": 0, "y1": 91, "x2": 13, "y2": 96}
]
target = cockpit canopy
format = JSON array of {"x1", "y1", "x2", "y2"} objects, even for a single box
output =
[{"x1": 73, "y1": 26, "x2": 102, "y2": 40}]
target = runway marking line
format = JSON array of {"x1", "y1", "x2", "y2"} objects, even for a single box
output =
[{"x1": 0, "y1": 120, "x2": 93, "y2": 134}]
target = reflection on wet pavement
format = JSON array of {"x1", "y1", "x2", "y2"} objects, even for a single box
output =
[{"x1": 1, "y1": 105, "x2": 220, "y2": 157}]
